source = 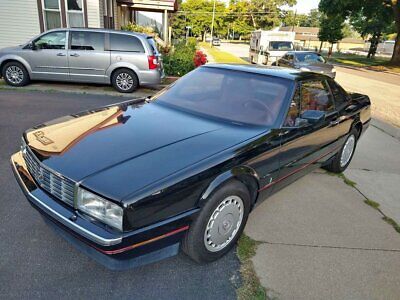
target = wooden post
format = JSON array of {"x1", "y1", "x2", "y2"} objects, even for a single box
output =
[{"x1": 163, "y1": 9, "x2": 168, "y2": 45}]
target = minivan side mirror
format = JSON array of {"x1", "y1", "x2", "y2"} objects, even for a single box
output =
[
  {"x1": 26, "y1": 41, "x2": 37, "y2": 50},
  {"x1": 301, "y1": 110, "x2": 326, "y2": 124}
]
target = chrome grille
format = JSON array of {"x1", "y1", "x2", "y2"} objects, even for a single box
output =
[{"x1": 22, "y1": 145, "x2": 75, "y2": 206}]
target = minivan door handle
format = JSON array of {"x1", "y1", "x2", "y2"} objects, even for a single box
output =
[
  {"x1": 56, "y1": 53, "x2": 66, "y2": 57},
  {"x1": 70, "y1": 53, "x2": 80, "y2": 57}
]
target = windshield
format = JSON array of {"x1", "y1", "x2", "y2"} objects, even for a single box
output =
[
  {"x1": 154, "y1": 67, "x2": 292, "y2": 126},
  {"x1": 269, "y1": 41, "x2": 293, "y2": 51},
  {"x1": 296, "y1": 52, "x2": 325, "y2": 63}
]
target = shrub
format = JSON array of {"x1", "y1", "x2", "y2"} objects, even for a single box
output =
[
  {"x1": 121, "y1": 22, "x2": 154, "y2": 35},
  {"x1": 162, "y1": 42, "x2": 197, "y2": 76}
]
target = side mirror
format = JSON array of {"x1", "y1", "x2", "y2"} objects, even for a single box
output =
[
  {"x1": 301, "y1": 110, "x2": 326, "y2": 124},
  {"x1": 28, "y1": 42, "x2": 37, "y2": 50}
]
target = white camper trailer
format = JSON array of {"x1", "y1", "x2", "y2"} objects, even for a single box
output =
[{"x1": 249, "y1": 30, "x2": 296, "y2": 65}]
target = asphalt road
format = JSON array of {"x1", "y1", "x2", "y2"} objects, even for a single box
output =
[{"x1": 0, "y1": 91, "x2": 240, "y2": 299}]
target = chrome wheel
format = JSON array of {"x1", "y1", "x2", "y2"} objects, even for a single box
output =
[
  {"x1": 115, "y1": 73, "x2": 134, "y2": 91},
  {"x1": 204, "y1": 195, "x2": 244, "y2": 252},
  {"x1": 340, "y1": 134, "x2": 356, "y2": 167},
  {"x1": 6, "y1": 65, "x2": 24, "y2": 84}
]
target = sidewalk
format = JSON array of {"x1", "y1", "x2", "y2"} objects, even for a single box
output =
[{"x1": 244, "y1": 121, "x2": 400, "y2": 299}]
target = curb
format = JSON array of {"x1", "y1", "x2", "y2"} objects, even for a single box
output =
[{"x1": 371, "y1": 118, "x2": 400, "y2": 141}]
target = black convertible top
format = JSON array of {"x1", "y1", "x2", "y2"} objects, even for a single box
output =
[{"x1": 204, "y1": 64, "x2": 323, "y2": 81}]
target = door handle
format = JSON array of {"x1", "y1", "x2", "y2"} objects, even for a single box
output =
[
  {"x1": 56, "y1": 53, "x2": 66, "y2": 56},
  {"x1": 70, "y1": 53, "x2": 80, "y2": 57}
]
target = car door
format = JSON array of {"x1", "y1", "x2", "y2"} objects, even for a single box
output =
[
  {"x1": 25, "y1": 31, "x2": 69, "y2": 81},
  {"x1": 68, "y1": 31, "x2": 110, "y2": 83},
  {"x1": 274, "y1": 79, "x2": 341, "y2": 191}
]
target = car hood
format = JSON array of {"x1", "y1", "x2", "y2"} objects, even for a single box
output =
[
  {"x1": 297, "y1": 62, "x2": 334, "y2": 72},
  {"x1": 0, "y1": 46, "x2": 21, "y2": 53},
  {"x1": 25, "y1": 100, "x2": 264, "y2": 201}
]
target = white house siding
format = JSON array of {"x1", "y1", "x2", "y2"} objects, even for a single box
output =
[
  {"x1": 0, "y1": 0, "x2": 41, "y2": 48},
  {"x1": 86, "y1": 0, "x2": 101, "y2": 28}
]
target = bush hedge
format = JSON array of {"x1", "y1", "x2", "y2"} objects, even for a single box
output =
[{"x1": 162, "y1": 40, "x2": 198, "y2": 76}]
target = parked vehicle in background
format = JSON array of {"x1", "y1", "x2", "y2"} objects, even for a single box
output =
[
  {"x1": 274, "y1": 51, "x2": 336, "y2": 78},
  {"x1": 212, "y1": 38, "x2": 221, "y2": 46},
  {"x1": 11, "y1": 65, "x2": 370, "y2": 269},
  {"x1": 249, "y1": 30, "x2": 295, "y2": 65},
  {"x1": 0, "y1": 28, "x2": 164, "y2": 93}
]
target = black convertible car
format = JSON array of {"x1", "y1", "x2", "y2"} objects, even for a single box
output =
[{"x1": 11, "y1": 65, "x2": 371, "y2": 269}]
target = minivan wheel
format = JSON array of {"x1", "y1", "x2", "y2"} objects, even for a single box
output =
[
  {"x1": 182, "y1": 180, "x2": 251, "y2": 263},
  {"x1": 111, "y1": 68, "x2": 139, "y2": 93},
  {"x1": 2, "y1": 62, "x2": 30, "y2": 87},
  {"x1": 323, "y1": 128, "x2": 358, "y2": 173}
]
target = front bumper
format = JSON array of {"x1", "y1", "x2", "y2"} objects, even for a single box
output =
[{"x1": 11, "y1": 151, "x2": 193, "y2": 270}]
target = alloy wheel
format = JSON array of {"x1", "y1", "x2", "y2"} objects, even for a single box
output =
[
  {"x1": 6, "y1": 65, "x2": 24, "y2": 84},
  {"x1": 116, "y1": 73, "x2": 134, "y2": 91}
]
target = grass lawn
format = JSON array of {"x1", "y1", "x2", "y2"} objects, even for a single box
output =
[
  {"x1": 200, "y1": 42, "x2": 248, "y2": 64},
  {"x1": 328, "y1": 53, "x2": 400, "y2": 73}
]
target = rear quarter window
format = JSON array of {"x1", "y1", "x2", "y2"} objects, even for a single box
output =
[
  {"x1": 110, "y1": 34, "x2": 145, "y2": 53},
  {"x1": 328, "y1": 79, "x2": 349, "y2": 109}
]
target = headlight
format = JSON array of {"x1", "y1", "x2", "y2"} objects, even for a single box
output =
[
  {"x1": 77, "y1": 187, "x2": 123, "y2": 231},
  {"x1": 300, "y1": 67, "x2": 311, "y2": 72},
  {"x1": 332, "y1": 67, "x2": 337, "y2": 73}
]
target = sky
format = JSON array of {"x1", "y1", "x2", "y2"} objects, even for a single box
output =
[{"x1": 282, "y1": 0, "x2": 320, "y2": 14}]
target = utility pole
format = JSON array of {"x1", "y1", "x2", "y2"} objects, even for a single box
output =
[{"x1": 210, "y1": 0, "x2": 216, "y2": 46}]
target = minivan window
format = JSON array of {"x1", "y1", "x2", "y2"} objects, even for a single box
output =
[
  {"x1": 110, "y1": 34, "x2": 144, "y2": 52},
  {"x1": 71, "y1": 31, "x2": 105, "y2": 51},
  {"x1": 34, "y1": 31, "x2": 66, "y2": 50}
]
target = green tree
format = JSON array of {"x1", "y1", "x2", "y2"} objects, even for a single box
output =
[
  {"x1": 318, "y1": 14, "x2": 345, "y2": 56},
  {"x1": 304, "y1": 9, "x2": 321, "y2": 27},
  {"x1": 350, "y1": 8, "x2": 394, "y2": 58},
  {"x1": 319, "y1": 0, "x2": 400, "y2": 64},
  {"x1": 171, "y1": 0, "x2": 226, "y2": 41}
]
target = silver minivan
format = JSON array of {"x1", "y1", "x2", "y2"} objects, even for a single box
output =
[{"x1": 0, "y1": 28, "x2": 164, "y2": 93}]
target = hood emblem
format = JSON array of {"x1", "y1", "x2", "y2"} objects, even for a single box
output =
[{"x1": 33, "y1": 131, "x2": 54, "y2": 145}]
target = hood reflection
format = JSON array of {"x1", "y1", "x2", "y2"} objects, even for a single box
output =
[{"x1": 25, "y1": 102, "x2": 132, "y2": 157}]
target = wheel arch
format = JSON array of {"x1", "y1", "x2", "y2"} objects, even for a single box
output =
[
  {"x1": 0, "y1": 56, "x2": 32, "y2": 77},
  {"x1": 351, "y1": 119, "x2": 363, "y2": 139},
  {"x1": 198, "y1": 166, "x2": 260, "y2": 209}
]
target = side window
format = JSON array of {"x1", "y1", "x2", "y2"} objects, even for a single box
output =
[
  {"x1": 287, "y1": 54, "x2": 294, "y2": 62},
  {"x1": 300, "y1": 80, "x2": 335, "y2": 114},
  {"x1": 71, "y1": 31, "x2": 105, "y2": 51},
  {"x1": 110, "y1": 34, "x2": 145, "y2": 52},
  {"x1": 327, "y1": 79, "x2": 349, "y2": 109},
  {"x1": 34, "y1": 31, "x2": 66, "y2": 50},
  {"x1": 284, "y1": 87, "x2": 301, "y2": 127}
]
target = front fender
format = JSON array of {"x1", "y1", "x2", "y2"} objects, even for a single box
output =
[
  {"x1": 198, "y1": 166, "x2": 260, "y2": 208},
  {"x1": 106, "y1": 62, "x2": 142, "y2": 83},
  {"x1": 0, "y1": 54, "x2": 32, "y2": 76}
]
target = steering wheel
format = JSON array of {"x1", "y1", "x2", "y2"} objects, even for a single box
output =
[{"x1": 243, "y1": 99, "x2": 275, "y2": 122}]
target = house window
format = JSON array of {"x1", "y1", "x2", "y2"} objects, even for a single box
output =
[
  {"x1": 66, "y1": 0, "x2": 84, "y2": 27},
  {"x1": 43, "y1": 0, "x2": 62, "y2": 30}
]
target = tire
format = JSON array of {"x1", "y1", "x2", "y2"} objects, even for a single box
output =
[
  {"x1": 323, "y1": 128, "x2": 358, "y2": 173},
  {"x1": 271, "y1": 62, "x2": 277, "y2": 66},
  {"x1": 182, "y1": 180, "x2": 251, "y2": 263},
  {"x1": 111, "y1": 68, "x2": 139, "y2": 93},
  {"x1": 2, "y1": 61, "x2": 30, "y2": 87}
]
